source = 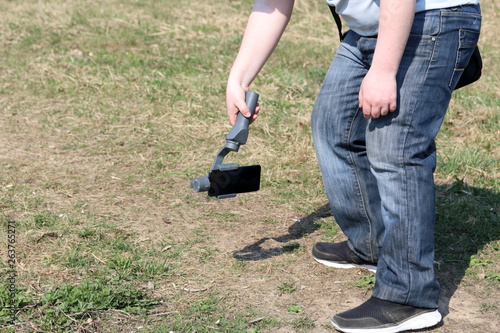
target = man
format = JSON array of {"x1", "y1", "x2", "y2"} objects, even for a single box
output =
[{"x1": 225, "y1": 0, "x2": 481, "y2": 332}]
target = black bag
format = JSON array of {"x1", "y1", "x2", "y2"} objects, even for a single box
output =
[
  {"x1": 328, "y1": 6, "x2": 482, "y2": 90},
  {"x1": 454, "y1": 46, "x2": 482, "y2": 89}
]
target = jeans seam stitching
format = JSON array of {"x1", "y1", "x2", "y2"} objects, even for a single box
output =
[
  {"x1": 346, "y1": 109, "x2": 374, "y2": 262},
  {"x1": 400, "y1": 34, "x2": 436, "y2": 302}
]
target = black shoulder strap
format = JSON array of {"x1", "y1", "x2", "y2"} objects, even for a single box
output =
[{"x1": 328, "y1": 5, "x2": 343, "y2": 41}]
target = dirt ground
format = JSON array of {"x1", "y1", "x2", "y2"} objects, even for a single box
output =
[
  {"x1": 153, "y1": 185, "x2": 499, "y2": 333},
  {"x1": 1, "y1": 98, "x2": 498, "y2": 333}
]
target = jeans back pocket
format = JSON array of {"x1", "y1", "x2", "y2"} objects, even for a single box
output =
[{"x1": 449, "y1": 29, "x2": 481, "y2": 89}]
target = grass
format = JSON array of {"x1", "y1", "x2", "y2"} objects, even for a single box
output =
[
  {"x1": 278, "y1": 282, "x2": 297, "y2": 296},
  {"x1": 0, "y1": 0, "x2": 498, "y2": 332}
]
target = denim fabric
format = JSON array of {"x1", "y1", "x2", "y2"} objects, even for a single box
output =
[{"x1": 311, "y1": 5, "x2": 481, "y2": 308}]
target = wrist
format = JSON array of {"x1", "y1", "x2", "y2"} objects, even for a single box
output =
[
  {"x1": 367, "y1": 65, "x2": 397, "y2": 81},
  {"x1": 227, "y1": 74, "x2": 249, "y2": 92}
]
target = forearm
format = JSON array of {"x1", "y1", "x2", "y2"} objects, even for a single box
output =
[
  {"x1": 228, "y1": 0, "x2": 294, "y2": 89},
  {"x1": 371, "y1": 0, "x2": 415, "y2": 75},
  {"x1": 359, "y1": 0, "x2": 415, "y2": 119}
]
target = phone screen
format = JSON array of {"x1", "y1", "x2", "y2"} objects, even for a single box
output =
[{"x1": 208, "y1": 165, "x2": 261, "y2": 197}]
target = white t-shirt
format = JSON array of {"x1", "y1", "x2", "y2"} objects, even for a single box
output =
[{"x1": 325, "y1": 0, "x2": 480, "y2": 36}]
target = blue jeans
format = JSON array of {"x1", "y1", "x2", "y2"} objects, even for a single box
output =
[{"x1": 311, "y1": 5, "x2": 481, "y2": 308}]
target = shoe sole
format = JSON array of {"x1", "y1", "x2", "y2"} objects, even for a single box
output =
[
  {"x1": 331, "y1": 309, "x2": 442, "y2": 333},
  {"x1": 313, "y1": 256, "x2": 377, "y2": 273}
]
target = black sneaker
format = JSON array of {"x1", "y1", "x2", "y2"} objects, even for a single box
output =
[
  {"x1": 312, "y1": 241, "x2": 377, "y2": 272},
  {"x1": 331, "y1": 297, "x2": 442, "y2": 333}
]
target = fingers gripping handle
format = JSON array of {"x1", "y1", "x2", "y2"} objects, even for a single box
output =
[
  {"x1": 243, "y1": 90, "x2": 259, "y2": 119},
  {"x1": 210, "y1": 90, "x2": 259, "y2": 170},
  {"x1": 225, "y1": 91, "x2": 259, "y2": 147}
]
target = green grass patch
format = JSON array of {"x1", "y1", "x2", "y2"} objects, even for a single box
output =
[
  {"x1": 287, "y1": 303, "x2": 305, "y2": 314},
  {"x1": 277, "y1": 282, "x2": 297, "y2": 295},
  {"x1": 37, "y1": 279, "x2": 158, "y2": 331},
  {"x1": 355, "y1": 274, "x2": 376, "y2": 289}
]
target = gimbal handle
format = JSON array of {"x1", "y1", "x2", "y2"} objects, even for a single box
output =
[
  {"x1": 225, "y1": 91, "x2": 259, "y2": 147},
  {"x1": 211, "y1": 91, "x2": 259, "y2": 170}
]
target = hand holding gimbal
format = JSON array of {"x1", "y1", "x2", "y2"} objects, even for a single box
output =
[{"x1": 190, "y1": 91, "x2": 261, "y2": 199}]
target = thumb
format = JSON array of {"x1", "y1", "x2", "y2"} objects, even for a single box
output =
[{"x1": 236, "y1": 100, "x2": 252, "y2": 118}]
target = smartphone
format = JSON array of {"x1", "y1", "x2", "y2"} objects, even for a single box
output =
[{"x1": 208, "y1": 165, "x2": 261, "y2": 197}]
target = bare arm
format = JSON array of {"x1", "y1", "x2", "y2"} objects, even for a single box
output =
[
  {"x1": 359, "y1": 0, "x2": 415, "y2": 119},
  {"x1": 226, "y1": 0, "x2": 295, "y2": 125}
]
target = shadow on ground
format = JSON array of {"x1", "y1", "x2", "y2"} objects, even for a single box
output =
[
  {"x1": 433, "y1": 182, "x2": 499, "y2": 319},
  {"x1": 233, "y1": 180, "x2": 499, "y2": 323},
  {"x1": 232, "y1": 203, "x2": 332, "y2": 261}
]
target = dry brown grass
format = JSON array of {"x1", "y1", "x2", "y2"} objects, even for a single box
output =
[{"x1": 0, "y1": 0, "x2": 498, "y2": 332}]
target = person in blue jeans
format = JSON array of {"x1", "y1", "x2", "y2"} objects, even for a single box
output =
[{"x1": 225, "y1": 0, "x2": 481, "y2": 332}]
